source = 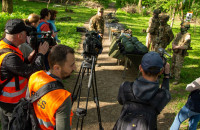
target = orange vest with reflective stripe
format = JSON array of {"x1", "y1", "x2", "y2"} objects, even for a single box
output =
[
  {"x1": 0, "y1": 40, "x2": 28, "y2": 104},
  {"x1": 28, "y1": 70, "x2": 73, "y2": 129}
]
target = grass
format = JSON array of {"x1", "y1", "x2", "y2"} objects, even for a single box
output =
[
  {"x1": 116, "y1": 8, "x2": 200, "y2": 128},
  {"x1": 0, "y1": 0, "x2": 96, "y2": 49}
]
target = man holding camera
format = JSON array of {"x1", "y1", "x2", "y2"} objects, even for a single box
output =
[
  {"x1": 114, "y1": 51, "x2": 171, "y2": 130},
  {"x1": 0, "y1": 19, "x2": 49, "y2": 129},
  {"x1": 171, "y1": 22, "x2": 191, "y2": 85},
  {"x1": 27, "y1": 44, "x2": 76, "y2": 129}
]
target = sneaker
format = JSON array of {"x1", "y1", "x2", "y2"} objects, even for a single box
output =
[{"x1": 173, "y1": 81, "x2": 179, "y2": 85}]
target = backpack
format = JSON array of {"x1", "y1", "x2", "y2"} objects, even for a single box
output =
[
  {"x1": 8, "y1": 81, "x2": 64, "y2": 130},
  {"x1": 114, "y1": 81, "x2": 158, "y2": 130}
]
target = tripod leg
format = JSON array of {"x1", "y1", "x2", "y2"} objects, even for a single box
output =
[
  {"x1": 93, "y1": 68, "x2": 104, "y2": 130},
  {"x1": 72, "y1": 63, "x2": 84, "y2": 104}
]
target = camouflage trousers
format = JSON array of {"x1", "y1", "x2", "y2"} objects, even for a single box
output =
[
  {"x1": 171, "y1": 53, "x2": 184, "y2": 81},
  {"x1": 146, "y1": 33, "x2": 157, "y2": 51}
]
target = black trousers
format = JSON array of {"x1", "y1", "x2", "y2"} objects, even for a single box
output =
[{"x1": 0, "y1": 108, "x2": 12, "y2": 130}]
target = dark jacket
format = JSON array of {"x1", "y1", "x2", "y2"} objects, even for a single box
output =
[
  {"x1": 114, "y1": 76, "x2": 171, "y2": 130},
  {"x1": 185, "y1": 78, "x2": 200, "y2": 113},
  {"x1": 0, "y1": 38, "x2": 45, "y2": 112}
]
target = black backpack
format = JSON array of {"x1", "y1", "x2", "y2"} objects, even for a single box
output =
[
  {"x1": 113, "y1": 81, "x2": 158, "y2": 130},
  {"x1": 8, "y1": 81, "x2": 64, "y2": 130}
]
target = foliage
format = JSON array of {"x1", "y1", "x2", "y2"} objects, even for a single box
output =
[
  {"x1": 0, "y1": 0, "x2": 96, "y2": 49},
  {"x1": 83, "y1": 0, "x2": 111, "y2": 8},
  {"x1": 191, "y1": 2, "x2": 200, "y2": 17}
]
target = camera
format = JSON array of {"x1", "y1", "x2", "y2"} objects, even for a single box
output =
[
  {"x1": 27, "y1": 27, "x2": 57, "y2": 52},
  {"x1": 158, "y1": 48, "x2": 171, "y2": 67},
  {"x1": 76, "y1": 27, "x2": 102, "y2": 61}
]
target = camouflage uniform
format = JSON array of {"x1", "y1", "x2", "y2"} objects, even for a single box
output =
[
  {"x1": 171, "y1": 22, "x2": 191, "y2": 83},
  {"x1": 146, "y1": 9, "x2": 161, "y2": 51},
  {"x1": 154, "y1": 14, "x2": 174, "y2": 52},
  {"x1": 89, "y1": 8, "x2": 105, "y2": 35}
]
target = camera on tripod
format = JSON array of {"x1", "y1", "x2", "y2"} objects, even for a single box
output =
[
  {"x1": 27, "y1": 27, "x2": 57, "y2": 52},
  {"x1": 158, "y1": 48, "x2": 171, "y2": 67},
  {"x1": 76, "y1": 27, "x2": 103, "y2": 61}
]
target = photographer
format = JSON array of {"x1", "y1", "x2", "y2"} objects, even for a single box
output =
[
  {"x1": 27, "y1": 44, "x2": 76, "y2": 129},
  {"x1": 113, "y1": 51, "x2": 171, "y2": 130},
  {"x1": 0, "y1": 19, "x2": 49, "y2": 130},
  {"x1": 170, "y1": 77, "x2": 200, "y2": 130},
  {"x1": 19, "y1": 13, "x2": 40, "y2": 58}
]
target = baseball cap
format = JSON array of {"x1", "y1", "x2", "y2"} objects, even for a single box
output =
[
  {"x1": 5, "y1": 19, "x2": 31, "y2": 34},
  {"x1": 141, "y1": 51, "x2": 163, "y2": 73}
]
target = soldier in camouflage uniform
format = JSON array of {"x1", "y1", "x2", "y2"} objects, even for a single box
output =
[
  {"x1": 89, "y1": 7, "x2": 105, "y2": 42},
  {"x1": 154, "y1": 14, "x2": 174, "y2": 52},
  {"x1": 171, "y1": 22, "x2": 191, "y2": 85},
  {"x1": 146, "y1": 9, "x2": 161, "y2": 51},
  {"x1": 89, "y1": 7, "x2": 104, "y2": 67}
]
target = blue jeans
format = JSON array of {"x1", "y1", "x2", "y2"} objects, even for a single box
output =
[{"x1": 170, "y1": 105, "x2": 200, "y2": 130}]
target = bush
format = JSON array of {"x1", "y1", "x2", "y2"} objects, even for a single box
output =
[{"x1": 0, "y1": 12, "x2": 26, "y2": 37}]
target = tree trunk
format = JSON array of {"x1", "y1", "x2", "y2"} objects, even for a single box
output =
[
  {"x1": 192, "y1": 0, "x2": 195, "y2": 6},
  {"x1": 170, "y1": 7, "x2": 176, "y2": 28},
  {"x1": 47, "y1": 0, "x2": 51, "y2": 8},
  {"x1": 170, "y1": 0, "x2": 178, "y2": 28},
  {"x1": 138, "y1": 0, "x2": 142, "y2": 14},
  {"x1": 179, "y1": 1, "x2": 184, "y2": 22},
  {"x1": 2, "y1": 0, "x2": 13, "y2": 14}
]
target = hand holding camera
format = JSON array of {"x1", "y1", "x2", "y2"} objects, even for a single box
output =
[{"x1": 38, "y1": 41, "x2": 49, "y2": 55}]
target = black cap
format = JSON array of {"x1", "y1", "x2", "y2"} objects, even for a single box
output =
[{"x1": 5, "y1": 19, "x2": 31, "y2": 34}]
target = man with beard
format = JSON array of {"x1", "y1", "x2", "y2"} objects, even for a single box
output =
[
  {"x1": 146, "y1": 9, "x2": 161, "y2": 50},
  {"x1": 171, "y1": 22, "x2": 191, "y2": 85},
  {"x1": 27, "y1": 44, "x2": 76, "y2": 129}
]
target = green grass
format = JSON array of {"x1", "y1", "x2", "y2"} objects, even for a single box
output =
[{"x1": 0, "y1": 0, "x2": 96, "y2": 49}]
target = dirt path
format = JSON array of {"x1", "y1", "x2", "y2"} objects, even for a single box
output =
[{"x1": 65, "y1": 3, "x2": 172, "y2": 130}]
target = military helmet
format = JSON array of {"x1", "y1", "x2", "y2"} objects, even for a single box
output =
[
  {"x1": 159, "y1": 14, "x2": 169, "y2": 22},
  {"x1": 153, "y1": 9, "x2": 161, "y2": 14},
  {"x1": 98, "y1": 7, "x2": 104, "y2": 13},
  {"x1": 181, "y1": 22, "x2": 190, "y2": 29}
]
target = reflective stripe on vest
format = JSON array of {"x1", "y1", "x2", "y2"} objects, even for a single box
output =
[
  {"x1": 0, "y1": 40, "x2": 28, "y2": 104},
  {"x1": 29, "y1": 70, "x2": 73, "y2": 129},
  {"x1": 38, "y1": 118, "x2": 54, "y2": 128}
]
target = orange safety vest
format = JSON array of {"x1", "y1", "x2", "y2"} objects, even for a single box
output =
[
  {"x1": 28, "y1": 70, "x2": 73, "y2": 129},
  {"x1": 0, "y1": 40, "x2": 28, "y2": 104}
]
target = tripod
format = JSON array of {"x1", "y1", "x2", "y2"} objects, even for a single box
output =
[{"x1": 72, "y1": 55, "x2": 104, "y2": 130}]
